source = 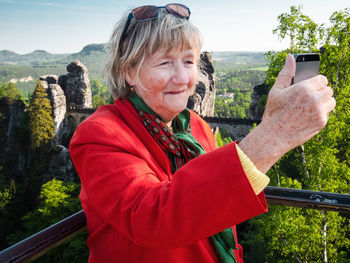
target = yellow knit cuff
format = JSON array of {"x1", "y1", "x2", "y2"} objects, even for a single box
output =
[{"x1": 236, "y1": 144, "x2": 270, "y2": 195}]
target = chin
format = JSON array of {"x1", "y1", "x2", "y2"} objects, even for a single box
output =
[{"x1": 168, "y1": 102, "x2": 188, "y2": 113}]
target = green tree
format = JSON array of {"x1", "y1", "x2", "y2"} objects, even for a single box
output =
[
  {"x1": 28, "y1": 81, "x2": 54, "y2": 148},
  {"x1": 273, "y1": 5, "x2": 324, "y2": 52},
  {"x1": 0, "y1": 82, "x2": 22, "y2": 100},
  {"x1": 0, "y1": 164, "x2": 16, "y2": 210},
  {"x1": 244, "y1": 6, "x2": 350, "y2": 262},
  {"x1": 92, "y1": 94, "x2": 107, "y2": 108},
  {"x1": 7, "y1": 179, "x2": 88, "y2": 263},
  {"x1": 91, "y1": 79, "x2": 111, "y2": 108},
  {"x1": 215, "y1": 131, "x2": 224, "y2": 147}
]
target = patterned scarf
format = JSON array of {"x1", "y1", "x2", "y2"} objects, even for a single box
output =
[{"x1": 129, "y1": 93, "x2": 237, "y2": 263}]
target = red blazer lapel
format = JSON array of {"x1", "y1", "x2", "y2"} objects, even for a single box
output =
[{"x1": 112, "y1": 99, "x2": 173, "y2": 177}]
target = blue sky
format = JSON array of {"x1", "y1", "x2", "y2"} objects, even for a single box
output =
[{"x1": 0, "y1": 0, "x2": 349, "y2": 54}]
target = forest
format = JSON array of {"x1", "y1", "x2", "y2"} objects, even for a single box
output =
[
  {"x1": 0, "y1": 5, "x2": 349, "y2": 263},
  {"x1": 214, "y1": 69, "x2": 265, "y2": 118}
]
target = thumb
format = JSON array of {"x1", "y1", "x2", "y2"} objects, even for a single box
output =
[{"x1": 274, "y1": 54, "x2": 296, "y2": 89}]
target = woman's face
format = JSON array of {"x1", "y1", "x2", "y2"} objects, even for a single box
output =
[{"x1": 126, "y1": 47, "x2": 198, "y2": 125}]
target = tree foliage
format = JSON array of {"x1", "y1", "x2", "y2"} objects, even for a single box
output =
[
  {"x1": 214, "y1": 69, "x2": 265, "y2": 118},
  {"x1": 7, "y1": 179, "x2": 88, "y2": 263},
  {"x1": 245, "y1": 6, "x2": 350, "y2": 263},
  {"x1": 215, "y1": 94, "x2": 251, "y2": 119},
  {"x1": 216, "y1": 69, "x2": 265, "y2": 94},
  {"x1": 91, "y1": 79, "x2": 112, "y2": 108},
  {"x1": 0, "y1": 81, "x2": 23, "y2": 100},
  {"x1": 0, "y1": 177, "x2": 16, "y2": 209},
  {"x1": 273, "y1": 5, "x2": 324, "y2": 52},
  {"x1": 28, "y1": 80, "x2": 54, "y2": 148}
]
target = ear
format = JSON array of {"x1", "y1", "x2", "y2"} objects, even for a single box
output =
[{"x1": 124, "y1": 67, "x2": 136, "y2": 87}]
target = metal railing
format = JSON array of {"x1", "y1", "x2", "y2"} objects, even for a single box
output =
[{"x1": 1, "y1": 186, "x2": 349, "y2": 263}]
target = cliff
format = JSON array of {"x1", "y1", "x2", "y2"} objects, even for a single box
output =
[{"x1": 187, "y1": 51, "x2": 216, "y2": 117}]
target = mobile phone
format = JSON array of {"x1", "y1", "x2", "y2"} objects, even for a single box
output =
[{"x1": 293, "y1": 53, "x2": 320, "y2": 84}]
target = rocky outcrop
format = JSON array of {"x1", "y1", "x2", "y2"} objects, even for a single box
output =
[
  {"x1": 58, "y1": 60, "x2": 92, "y2": 109},
  {"x1": 249, "y1": 83, "x2": 269, "y2": 120},
  {"x1": 0, "y1": 98, "x2": 27, "y2": 177},
  {"x1": 38, "y1": 62, "x2": 92, "y2": 146},
  {"x1": 0, "y1": 98, "x2": 25, "y2": 154},
  {"x1": 56, "y1": 115, "x2": 78, "y2": 148},
  {"x1": 187, "y1": 51, "x2": 216, "y2": 117},
  {"x1": 32, "y1": 61, "x2": 92, "y2": 181},
  {"x1": 39, "y1": 74, "x2": 58, "y2": 90},
  {"x1": 43, "y1": 145, "x2": 77, "y2": 182},
  {"x1": 46, "y1": 83, "x2": 67, "y2": 135}
]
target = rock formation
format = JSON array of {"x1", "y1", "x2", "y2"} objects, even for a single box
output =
[
  {"x1": 39, "y1": 74, "x2": 58, "y2": 89},
  {"x1": 39, "y1": 61, "x2": 92, "y2": 145},
  {"x1": 0, "y1": 98, "x2": 25, "y2": 151},
  {"x1": 249, "y1": 82, "x2": 269, "y2": 120},
  {"x1": 58, "y1": 60, "x2": 92, "y2": 109},
  {"x1": 39, "y1": 75, "x2": 67, "y2": 135},
  {"x1": 187, "y1": 51, "x2": 216, "y2": 117},
  {"x1": 43, "y1": 145, "x2": 76, "y2": 182},
  {"x1": 47, "y1": 84, "x2": 66, "y2": 133},
  {"x1": 9, "y1": 61, "x2": 92, "y2": 182},
  {"x1": 0, "y1": 97, "x2": 27, "y2": 177}
]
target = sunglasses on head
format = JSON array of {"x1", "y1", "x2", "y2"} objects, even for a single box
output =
[{"x1": 119, "y1": 3, "x2": 191, "y2": 53}]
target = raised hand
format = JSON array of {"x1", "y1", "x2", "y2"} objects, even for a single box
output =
[{"x1": 239, "y1": 54, "x2": 336, "y2": 173}]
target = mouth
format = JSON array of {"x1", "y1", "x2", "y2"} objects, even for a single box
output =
[{"x1": 165, "y1": 90, "x2": 187, "y2": 95}]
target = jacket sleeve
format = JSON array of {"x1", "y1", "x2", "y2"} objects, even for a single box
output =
[{"x1": 69, "y1": 120, "x2": 267, "y2": 249}]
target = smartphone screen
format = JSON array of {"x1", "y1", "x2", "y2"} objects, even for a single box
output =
[{"x1": 294, "y1": 53, "x2": 320, "y2": 83}]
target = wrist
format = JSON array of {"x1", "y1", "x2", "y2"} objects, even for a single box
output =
[
  {"x1": 236, "y1": 144, "x2": 270, "y2": 195},
  {"x1": 238, "y1": 124, "x2": 286, "y2": 173}
]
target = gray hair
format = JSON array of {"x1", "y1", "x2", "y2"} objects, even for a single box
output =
[{"x1": 104, "y1": 8, "x2": 208, "y2": 99}]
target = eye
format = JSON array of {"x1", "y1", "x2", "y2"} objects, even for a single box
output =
[
  {"x1": 184, "y1": 59, "x2": 195, "y2": 66},
  {"x1": 158, "y1": 60, "x2": 171, "y2": 66}
]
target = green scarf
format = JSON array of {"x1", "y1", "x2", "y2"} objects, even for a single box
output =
[{"x1": 129, "y1": 93, "x2": 237, "y2": 263}]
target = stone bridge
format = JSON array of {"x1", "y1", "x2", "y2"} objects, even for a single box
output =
[
  {"x1": 203, "y1": 116, "x2": 261, "y2": 141},
  {"x1": 67, "y1": 108, "x2": 261, "y2": 141},
  {"x1": 66, "y1": 107, "x2": 95, "y2": 125}
]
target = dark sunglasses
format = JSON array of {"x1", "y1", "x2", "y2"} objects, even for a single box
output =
[{"x1": 119, "y1": 3, "x2": 191, "y2": 52}]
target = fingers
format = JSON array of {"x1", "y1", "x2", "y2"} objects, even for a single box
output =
[
  {"x1": 301, "y1": 77, "x2": 335, "y2": 114},
  {"x1": 308, "y1": 84, "x2": 336, "y2": 131},
  {"x1": 327, "y1": 97, "x2": 336, "y2": 113},
  {"x1": 274, "y1": 54, "x2": 296, "y2": 89},
  {"x1": 319, "y1": 85, "x2": 333, "y2": 99},
  {"x1": 317, "y1": 86, "x2": 336, "y2": 112},
  {"x1": 304, "y1": 74, "x2": 328, "y2": 91}
]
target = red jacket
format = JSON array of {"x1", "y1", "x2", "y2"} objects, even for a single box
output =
[{"x1": 69, "y1": 99, "x2": 268, "y2": 263}]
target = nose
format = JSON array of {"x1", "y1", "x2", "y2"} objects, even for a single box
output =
[{"x1": 171, "y1": 63, "x2": 190, "y2": 85}]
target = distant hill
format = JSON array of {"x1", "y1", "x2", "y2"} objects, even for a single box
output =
[
  {"x1": 0, "y1": 49, "x2": 70, "y2": 65},
  {"x1": 57, "y1": 43, "x2": 108, "y2": 80},
  {"x1": 210, "y1": 51, "x2": 266, "y2": 70},
  {"x1": 58, "y1": 43, "x2": 107, "y2": 63},
  {"x1": 0, "y1": 44, "x2": 107, "y2": 85},
  {"x1": 0, "y1": 44, "x2": 267, "y2": 88}
]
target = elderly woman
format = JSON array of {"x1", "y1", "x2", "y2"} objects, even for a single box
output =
[{"x1": 69, "y1": 3, "x2": 335, "y2": 263}]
